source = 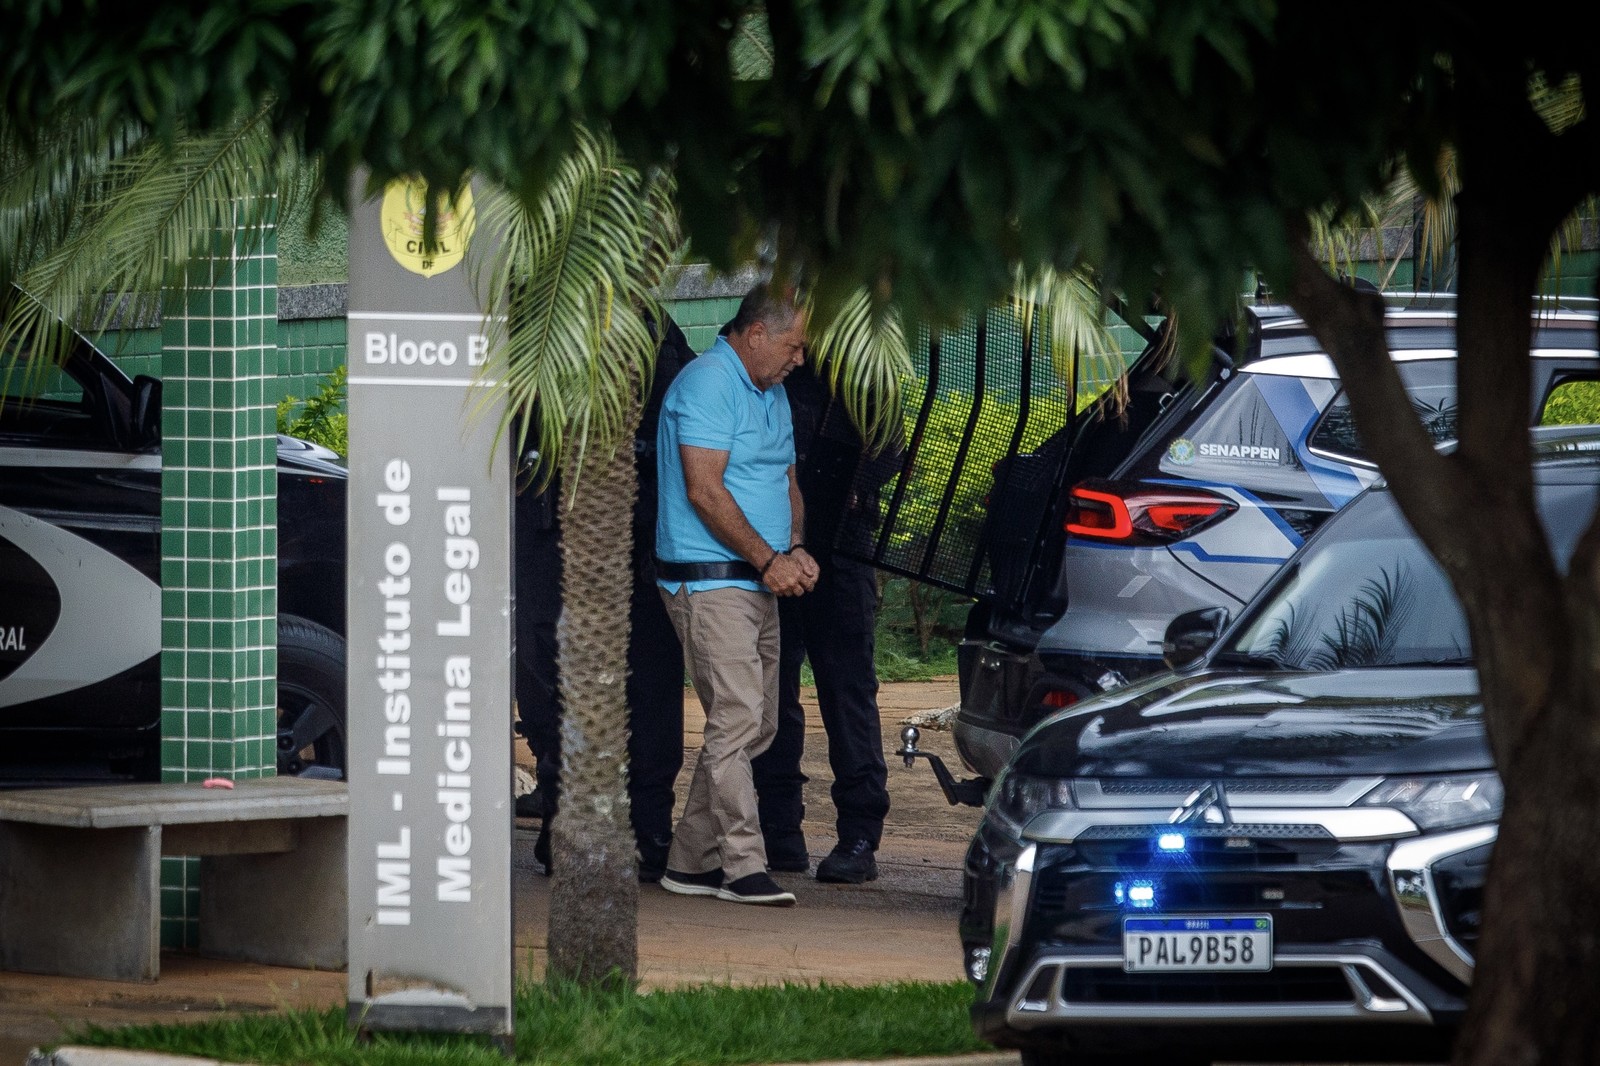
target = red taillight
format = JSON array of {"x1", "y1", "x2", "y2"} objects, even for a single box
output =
[
  {"x1": 1065, "y1": 480, "x2": 1236, "y2": 544},
  {"x1": 1065, "y1": 487, "x2": 1133, "y2": 539},
  {"x1": 1145, "y1": 503, "x2": 1223, "y2": 532},
  {"x1": 1041, "y1": 689, "x2": 1079, "y2": 709}
]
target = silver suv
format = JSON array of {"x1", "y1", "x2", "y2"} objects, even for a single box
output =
[{"x1": 849, "y1": 295, "x2": 1600, "y2": 793}]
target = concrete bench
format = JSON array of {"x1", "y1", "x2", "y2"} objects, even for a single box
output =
[{"x1": 0, "y1": 777, "x2": 347, "y2": 982}]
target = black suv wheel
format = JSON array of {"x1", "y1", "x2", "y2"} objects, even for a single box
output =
[{"x1": 275, "y1": 614, "x2": 347, "y2": 780}]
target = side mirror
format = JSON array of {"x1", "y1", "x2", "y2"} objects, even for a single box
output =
[
  {"x1": 130, "y1": 375, "x2": 162, "y2": 450},
  {"x1": 1162, "y1": 607, "x2": 1230, "y2": 671}
]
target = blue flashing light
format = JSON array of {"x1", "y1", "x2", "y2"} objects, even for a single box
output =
[
  {"x1": 1128, "y1": 879, "x2": 1157, "y2": 909},
  {"x1": 1157, "y1": 833, "x2": 1186, "y2": 852},
  {"x1": 1113, "y1": 879, "x2": 1160, "y2": 909}
]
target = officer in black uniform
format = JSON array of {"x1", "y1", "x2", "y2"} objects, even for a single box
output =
[
  {"x1": 513, "y1": 474, "x2": 563, "y2": 869},
  {"x1": 751, "y1": 358, "x2": 892, "y2": 884},
  {"x1": 514, "y1": 315, "x2": 696, "y2": 882}
]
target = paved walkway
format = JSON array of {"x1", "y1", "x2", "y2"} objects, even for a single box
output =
[{"x1": 0, "y1": 680, "x2": 1000, "y2": 1065}]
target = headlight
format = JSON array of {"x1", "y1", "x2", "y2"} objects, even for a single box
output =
[
  {"x1": 991, "y1": 771, "x2": 1076, "y2": 833},
  {"x1": 1360, "y1": 773, "x2": 1503, "y2": 830}
]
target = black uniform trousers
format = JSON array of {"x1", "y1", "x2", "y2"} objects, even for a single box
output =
[
  {"x1": 752, "y1": 553, "x2": 890, "y2": 854},
  {"x1": 515, "y1": 519, "x2": 684, "y2": 859},
  {"x1": 515, "y1": 523, "x2": 563, "y2": 807}
]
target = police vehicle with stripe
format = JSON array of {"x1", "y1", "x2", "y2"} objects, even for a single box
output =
[{"x1": 1, "y1": 326, "x2": 347, "y2": 784}]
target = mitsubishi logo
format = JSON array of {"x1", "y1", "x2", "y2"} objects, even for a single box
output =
[{"x1": 1169, "y1": 783, "x2": 1231, "y2": 826}]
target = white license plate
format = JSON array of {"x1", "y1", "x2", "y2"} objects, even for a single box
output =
[{"x1": 1122, "y1": 915, "x2": 1273, "y2": 973}]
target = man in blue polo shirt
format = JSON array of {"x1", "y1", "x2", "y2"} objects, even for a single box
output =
[{"x1": 655, "y1": 285, "x2": 817, "y2": 907}]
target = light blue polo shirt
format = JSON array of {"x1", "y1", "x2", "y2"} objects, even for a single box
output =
[{"x1": 656, "y1": 337, "x2": 794, "y2": 593}]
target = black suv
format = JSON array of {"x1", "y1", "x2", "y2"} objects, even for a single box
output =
[
  {"x1": 950, "y1": 298, "x2": 1599, "y2": 787},
  {"x1": 956, "y1": 427, "x2": 1600, "y2": 1066},
  {"x1": 0, "y1": 329, "x2": 348, "y2": 784}
]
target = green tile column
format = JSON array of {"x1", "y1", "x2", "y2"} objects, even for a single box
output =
[{"x1": 158, "y1": 203, "x2": 279, "y2": 947}]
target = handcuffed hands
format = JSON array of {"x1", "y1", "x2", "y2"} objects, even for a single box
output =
[{"x1": 762, "y1": 548, "x2": 820, "y2": 597}]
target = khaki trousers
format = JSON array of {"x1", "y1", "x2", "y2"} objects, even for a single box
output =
[{"x1": 660, "y1": 585, "x2": 780, "y2": 881}]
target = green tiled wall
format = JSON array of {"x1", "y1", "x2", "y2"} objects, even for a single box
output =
[
  {"x1": 667, "y1": 296, "x2": 741, "y2": 353},
  {"x1": 89, "y1": 320, "x2": 342, "y2": 410},
  {"x1": 276, "y1": 317, "x2": 348, "y2": 406},
  {"x1": 87, "y1": 326, "x2": 163, "y2": 380},
  {"x1": 157, "y1": 211, "x2": 280, "y2": 948}
]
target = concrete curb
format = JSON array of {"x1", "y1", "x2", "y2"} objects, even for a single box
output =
[
  {"x1": 29, "y1": 1047, "x2": 1019, "y2": 1066},
  {"x1": 26, "y1": 1050, "x2": 227, "y2": 1066}
]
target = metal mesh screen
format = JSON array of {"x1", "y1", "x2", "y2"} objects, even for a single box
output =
[{"x1": 825, "y1": 304, "x2": 1080, "y2": 601}]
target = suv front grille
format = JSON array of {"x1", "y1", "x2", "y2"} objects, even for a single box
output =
[
  {"x1": 1031, "y1": 866, "x2": 1325, "y2": 915},
  {"x1": 1224, "y1": 778, "x2": 1350, "y2": 795},
  {"x1": 1097, "y1": 780, "x2": 1209, "y2": 796},
  {"x1": 1071, "y1": 825, "x2": 1339, "y2": 869},
  {"x1": 1024, "y1": 854, "x2": 1401, "y2": 943},
  {"x1": 1061, "y1": 967, "x2": 1351, "y2": 1005},
  {"x1": 1073, "y1": 777, "x2": 1383, "y2": 809},
  {"x1": 1033, "y1": 875, "x2": 1281, "y2": 913},
  {"x1": 1076, "y1": 823, "x2": 1335, "y2": 841}
]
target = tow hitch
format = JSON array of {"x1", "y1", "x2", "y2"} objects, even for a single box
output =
[{"x1": 895, "y1": 725, "x2": 990, "y2": 807}]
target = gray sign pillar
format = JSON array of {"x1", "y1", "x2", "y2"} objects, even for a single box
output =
[{"x1": 344, "y1": 175, "x2": 513, "y2": 1041}]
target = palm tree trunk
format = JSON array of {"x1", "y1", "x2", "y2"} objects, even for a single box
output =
[{"x1": 546, "y1": 398, "x2": 643, "y2": 985}]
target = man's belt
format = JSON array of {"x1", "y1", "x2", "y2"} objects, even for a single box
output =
[{"x1": 655, "y1": 557, "x2": 762, "y2": 582}]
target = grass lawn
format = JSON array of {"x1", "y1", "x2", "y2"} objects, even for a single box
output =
[{"x1": 72, "y1": 979, "x2": 990, "y2": 1066}]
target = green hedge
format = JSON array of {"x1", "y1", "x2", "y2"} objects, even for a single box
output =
[{"x1": 1541, "y1": 380, "x2": 1600, "y2": 425}]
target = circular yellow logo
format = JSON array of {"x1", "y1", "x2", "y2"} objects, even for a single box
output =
[{"x1": 380, "y1": 179, "x2": 475, "y2": 277}]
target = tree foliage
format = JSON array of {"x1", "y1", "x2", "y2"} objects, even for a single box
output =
[
  {"x1": 0, "y1": 1, "x2": 1408, "y2": 340},
  {"x1": 12, "y1": 4, "x2": 1555, "y2": 362},
  {"x1": 10, "y1": 4, "x2": 1600, "y2": 1059},
  {"x1": 0, "y1": 100, "x2": 299, "y2": 373},
  {"x1": 479, "y1": 124, "x2": 680, "y2": 475},
  {"x1": 276, "y1": 364, "x2": 349, "y2": 456}
]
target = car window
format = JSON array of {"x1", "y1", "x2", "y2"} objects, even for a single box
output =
[
  {"x1": 1228, "y1": 495, "x2": 1470, "y2": 669},
  {"x1": 0, "y1": 351, "x2": 115, "y2": 448},
  {"x1": 1307, "y1": 360, "x2": 1457, "y2": 466},
  {"x1": 1229, "y1": 477, "x2": 1595, "y2": 669},
  {"x1": 1134, "y1": 372, "x2": 1330, "y2": 498}
]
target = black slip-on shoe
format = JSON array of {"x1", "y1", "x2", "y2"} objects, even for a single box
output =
[
  {"x1": 717, "y1": 872, "x2": 797, "y2": 906},
  {"x1": 660, "y1": 868, "x2": 724, "y2": 897},
  {"x1": 815, "y1": 839, "x2": 879, "y2": 884}
]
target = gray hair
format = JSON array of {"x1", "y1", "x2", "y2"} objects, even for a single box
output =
[{"x1": 724, "y1": 283, "x2": 802, "y2": 337}]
